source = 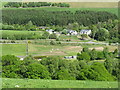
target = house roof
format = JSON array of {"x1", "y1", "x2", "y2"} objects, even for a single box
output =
[
  {"x1": 67, "y1": 29, "x2": 77, "y2": 33},
  {"x1": 80, "y1": 29, "x2": 91, "y2": 33},
  {"x1": 46, "y1": 29, "x2": 54, "y2": 32}
]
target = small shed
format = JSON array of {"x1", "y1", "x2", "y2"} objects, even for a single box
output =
[{"x1": 17, "y1": 56, "x2": 27, "y2": 60}]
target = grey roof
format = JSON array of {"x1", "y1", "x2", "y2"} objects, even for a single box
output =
[
  {"x1": 80, "y1": 29, "x2": 91, "y2": 32},
  {"x1": 46, "y1": 29, "x2": 54, "y2": 32}
]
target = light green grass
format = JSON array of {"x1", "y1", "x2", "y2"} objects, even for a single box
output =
[
  {"x1": 2, "y1": 7, "x2": 118, "y2": 16},
  {"x1": 2, "y1": 30, "x2": 43, "y2": 35},
  {"x1": 1, "y1": 44, "x2": 26, "y2": 56},
  {"x1": 2, "y1": 78, "x2": 118, "y2": 88},
  {"x1": 1, "y1": 43, "x2": 117, "y2": 56}
]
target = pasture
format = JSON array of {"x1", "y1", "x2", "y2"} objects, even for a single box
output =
[
  {"x1": 1, "y1": 42, "x2": 117, "y2": 56},
  {"x1": 2, "y1": 78, "x2": 118, "y2": 88},
  {"x1": 1, "y1": 44, "x2": 26, "y2": 56}
]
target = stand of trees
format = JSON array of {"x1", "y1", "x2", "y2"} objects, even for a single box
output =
[
  {"x1": 2, "y1": 47, "x2": 119, "y2": 81},
  {"x1": 77, "y1": 47, "x2": 118, "y2": 61},
  {"x1": 4, "y1": 2, "x2": 70, "y2": 8},
  {"x1": 2, "y1": 10, "x2": 117, "y2": 26}
]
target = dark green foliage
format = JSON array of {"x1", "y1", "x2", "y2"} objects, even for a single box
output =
[
  {"x1": 103, "y1": 47, "x2": 109, "y2": 58},
  {"x1": 49, "y1": 33, "x2": 57, "y2": 39},
  {"x1": 90, "y1": 49, "x2": 97, "y2": 60},
  {"x1": 77, "y1": 67, "x2": 99, "y2": 80},
  {"x1": 104, "y1": 56, "x2": 113, "y2": 74},
  {"x1": 113, "y1": 49, "x2": 118, "y2": 57},
  {"x1": 2, "y1": 9, "x2": 117, "y2": 26},
  {"x1": 94, "y1": 28, "x2": 109, "y2": 41},
  {"x1": 77, "y1": 52, "x2": 90, "y2": 61},
  {"x1": 91, "y1": 62, "x2": 115, "y2": 81},
  {"x1": 104, "y1": 56, "x2": 119, "y2": 79},
  {"x1": 2, "y1": 54, "x2": 117, "y2": 81},
  {"x1": 82, "y1": 47, "x2": 89, "y2": 53},
  {"x1": 77, "y1": 62, "x2": 115, "y2": 81},
  {"x1": 26, "y1": 63, "x2": 51, "y2": 79},
  {"x1": 50, "y1": 40, "x2": 56, "y2": 45},
  {"x1": 4, "y1": 2, "x2": 70, "y2": 8},
  {"x1": 97, "y1": 51, "x2": 105, "y2": 59},
  {"x1": 2, "y1": 55, "x2": 19, "y2": 66},
  {"x1": 55, "y1": 69, "x2": 75, "y2": 80},
  {"x1": 41, "y1": 31, "x2": 49, "y2": 39}
]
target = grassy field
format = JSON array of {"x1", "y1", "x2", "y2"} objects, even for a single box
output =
[
  {"x1": 2, "y1": 30, "x2": 43, "y2": 36},
  {"x1": 67, "y1": 2, "x2": 118, "y2": 8},
  {"x1": 1, "y1": 44, "x2": 26, "y2": 56},
  {"x1": 2, "y1": 7, "x2": 118, "y2": 16},
  {"x1": 2, "y1": 78, "x2": 118, "y2": 88},
  {"x1": 1, "y1": 42, "x2": 117, "y2": 56}
]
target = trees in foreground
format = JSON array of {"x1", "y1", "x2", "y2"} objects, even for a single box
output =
[{"x1": 2, "y1": 51, "x2": 119, "y2": 81}]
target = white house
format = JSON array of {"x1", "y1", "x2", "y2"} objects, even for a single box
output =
[
  {"x1": 80, "y1": 29, "x2": 91, "y2": 35},
  {"x1": 64, "y1": 56, "x2": 77, "y2": 59},
  {"x1": 46, "y1": 29, "x2": 54, "y2": 34},
  {"x1": 67, "y1": 30, "x2": 78, "y2": 35}
]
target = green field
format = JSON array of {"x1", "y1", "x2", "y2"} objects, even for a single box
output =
[
  {"x1": 2, "y1": 30, "x2": 43, "y2": 35},
  {"x1": 2, "y1": 7, "x2": 118, "y2": 16},
  {"x1": 1, "y1": 42, "x2": 117, "y2": 56},
  {"x1": 2, "y1": 78, "x2": 118, "y2": 88},
  {"x1": 1, "y1": 44, "x2": 26, "y2": 56}
]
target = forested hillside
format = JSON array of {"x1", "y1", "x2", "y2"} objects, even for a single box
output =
[{"x1": 2, "y1": 9, "x2": 117, "y2": 26}]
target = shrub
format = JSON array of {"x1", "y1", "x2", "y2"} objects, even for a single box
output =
[
  {"x1": 11, "y1": 40, "x2": 15, "y2": 43},
  {"x1": 49, "y1": 33, "x2": 57, "y2": 39},
  {"x1": 50, "y1": 40, "x2": 56, "y2": 45}
]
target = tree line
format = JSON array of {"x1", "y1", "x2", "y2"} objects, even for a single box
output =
[
  {"x1": 2, "y1": 47, "x2": 119, "y2": 81},
  {"x1": 4, "y1": 2, "x2": 70, "y2": 8},
  {"x1": 2, "y1": 9, "x2": 117, "y2": 26}
]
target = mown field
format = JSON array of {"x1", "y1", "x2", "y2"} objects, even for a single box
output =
[
  {"x1": 1, "y1": 44, "x2": 26, "y2": 56},
  {"x1": 67, "y1": 2, "x2": 118, "y2": 8},
  {"x1": 2, "y1": 78, "x2": 118, "y2": 88},
  {"x1": 1, "y1": 42, "x2": 117, "y2": 56},
  {"x1": 2, "y1": 7, "x2": 118, "y2": 16}
]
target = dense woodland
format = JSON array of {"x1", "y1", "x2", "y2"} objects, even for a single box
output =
[
  {"x1": 4, "y1": 2, "x2": 70, "y2": 8},
  {"x1": 2, "y1": 47, "x2": 119, "y2": 81},
  {"x1": 2, "y1": 9, "x2": 117, "y2": 26}
]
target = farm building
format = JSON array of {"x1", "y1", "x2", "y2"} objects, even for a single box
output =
[
  {"x1": 64, "y1": 56, "x2": 77, "y2": 59},
  {"x1": 67, "y1": 30, "x2": 78, "y2": 35},
  {"x1": 80, "y1": 29, "x2": 91, "y2": 35}
]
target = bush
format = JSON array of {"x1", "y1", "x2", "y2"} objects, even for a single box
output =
[
  {"x1": 49, "y1": 33, "x2": 57, "y2": 39},
  {"x1": 77, "y1": 52, "x2": 90, "y2": 61},
  {"x1": 27, "y1": 63, "x2": 51, "y2": 79},
  {"x1": 50, "y1": 40, "x2": 56, "y2": 45},
  {"x1": 11, "y1": 40, "x2": 15, "y2": 43},
  {"x1": 55, "y1": 69, "x2": 75, "y2": 80},
  {"x1": 33, "y1": 56, "x2": 47, "y2": 59}
]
